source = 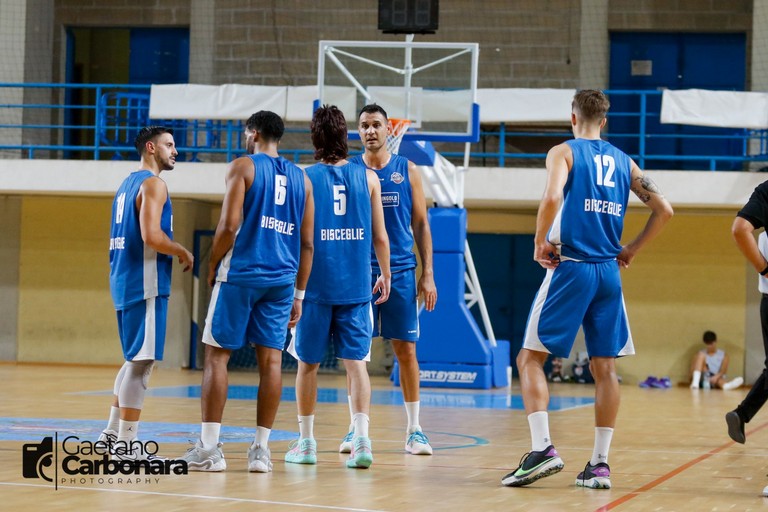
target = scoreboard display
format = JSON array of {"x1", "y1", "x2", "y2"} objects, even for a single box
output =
[{"x1": 378, "y1": 0, "x2": 439, "y2": 34}]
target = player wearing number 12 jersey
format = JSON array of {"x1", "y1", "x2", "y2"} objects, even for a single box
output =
[{"x1": 502, "y1": 90, "x2": 673, "y2": 490}]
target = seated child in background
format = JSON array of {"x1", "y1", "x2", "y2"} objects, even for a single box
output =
[{"x1": 690, "y1": 330, "x2": 743, "y2": 390}]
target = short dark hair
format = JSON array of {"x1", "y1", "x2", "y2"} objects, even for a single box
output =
[
  {"x1": 134, "y1": 125, "x2": 173, "y2": 155},
  {"x1": 572, "y1": 90, "x2": 610, "y2": 123},
  {"x1": 703, "y1": 330, "x2": 717, "y2": 344},
  {"x1": 245, "y1": 110, "x2": 285, "y2": 142},
  {"x1": 311, "y1": 105, "x2": 348, "y2": 163},
  {"x1": 358, "y1": 103, "x2": 388, "y2": 121}
]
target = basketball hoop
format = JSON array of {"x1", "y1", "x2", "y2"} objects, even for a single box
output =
[{"x1": 387, "y1": 118, "x2": 412, "y2": 155}]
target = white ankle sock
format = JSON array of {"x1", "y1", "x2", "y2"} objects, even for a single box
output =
[
  {"x1": 298, "y1": 415, "x2": 314, "y2": 439},
  {"x1": 528, "y1": 411, "x2": 551, "y2": 452},
  {"x1": 117, "y1": 419, "x2": 139, "y2": 442},
  {"x1": 201, "y1": 422, "x2": 221, "y2": 449},
  {"x1": 254, "y1": 426, "x2": 271, "y2": 449},
  {"x1": 405, "y1": 401, "x2": 421, "y2": 433},
  {"x1": 106, "y1": 406, "x2": 120, "y2": 432},
  {"x1": 590, "y1": 427, "x2": 614, "y2": 466},
  {"x1": 691, "y1": 370, "x2": 701, "y2": 388},
  {"x1": 723, "y1": 376, "x2": 744, "y2": 390},
  {"x1": 353, "y1": 412, "x2": 370, "y2": 438}
]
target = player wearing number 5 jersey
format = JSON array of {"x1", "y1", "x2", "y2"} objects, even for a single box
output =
[
  {"x1": 181, "y1": 111, "x2": 314, "y2": 474},
  {"x1": 502, "y1": 90, "x2": 673, "y2": 490}
]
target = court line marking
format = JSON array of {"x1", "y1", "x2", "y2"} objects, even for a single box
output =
[
  {"x1": 0, "y1": 482, "x2": 388, "y2": 512},
  {"x1": 596, "y1": 419, "x2": 768, "y2": 511}
]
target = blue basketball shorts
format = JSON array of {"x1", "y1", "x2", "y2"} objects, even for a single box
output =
[
  {"x1": 371, "y1": 268, "x2": 419, "y2": 342},
  {"x1": 288, "y1": 300, "x2": 373, "y2": 364},
  {"x1": 116, "y1": 296, "x2": 167, "y2": 361},
  {"x1": 202, "y1": 281, "x2": 293, "y2": 351},
  {"x1": 523, "y1": 259, "x2": 634, "y2": 359}
]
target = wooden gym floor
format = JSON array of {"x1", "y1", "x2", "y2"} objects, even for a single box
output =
[{"x1": 0, "y1": 363, "x2": 766, "y2": 511}]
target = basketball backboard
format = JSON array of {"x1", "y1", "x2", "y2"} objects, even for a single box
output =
[{"x1": 316, "y1": 39, "x2": 480, "y2": 143}]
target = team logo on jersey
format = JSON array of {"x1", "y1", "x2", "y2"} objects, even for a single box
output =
[{"x1": 390, "y1": 171, "x2": 404, "y2": 184}]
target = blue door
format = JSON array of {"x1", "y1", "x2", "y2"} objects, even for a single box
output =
[
  {"x1": 609, "y1": 32, "x2": 746, "y2": 170},
  {"x1": 128, "y1": 28, "x2": 189, "y2": 84}
]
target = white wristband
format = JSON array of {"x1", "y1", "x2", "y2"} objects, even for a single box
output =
[{"x1": 294, "y1": 288, "x2": 305, "y2": 300}]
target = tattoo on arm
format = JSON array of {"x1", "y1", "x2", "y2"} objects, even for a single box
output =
[{"x1": 632, "y1": 174, "x2": 662, "y2": 203}]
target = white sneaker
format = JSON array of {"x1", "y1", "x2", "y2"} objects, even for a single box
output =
[
  {"x1": 248, "y1": 443, "x2": 272, "y2": 473},
  {"x1": 97, "y1": 429, "x2": 117, "y2": 447},
  {"x1": 111, "y1": 439, "x2": 167, "y2": 462},
  {"x1": 339, "y1": 429, "x2": 354, "y2": 453},
  {"x1": 179, "y1": 439, "x2": 227, "y2": 472},
  {"x1": 405, "y1": 428, "x2": 433, "y2": 455}
]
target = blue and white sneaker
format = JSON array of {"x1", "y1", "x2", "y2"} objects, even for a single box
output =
[
  {"x1": 339, "y1": 429, "x2": 354, "y2": 453},
  {"x1": 346, "y1": 436, "x2": 373, "y2": 469},
  {"x1": 405, "y1": 428, "x2": 433, "y2": 455},
  {"x1": 284, "y1": 438, "x2": 317, "y2": 464}
]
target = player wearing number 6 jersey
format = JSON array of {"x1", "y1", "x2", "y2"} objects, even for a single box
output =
[
  {"x1": 502, "y1": 90, "x2": 673, "y2": 490},
  {"x1": 181, "y1": 111, "x2": 314, "y2": 474}
]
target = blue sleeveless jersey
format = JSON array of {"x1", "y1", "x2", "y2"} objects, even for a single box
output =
[
  {"x1": 109, "y1": 170, "x2": 173, "y2": 310},
  {"x1": 305, "y1": 162, "x2": 372, "y2": 304},
  {"x1": 216, "y1": 153, "x2": 306, "y2": 287},
  {"x1": 548, "y1": 139, "x2": 632, "y2": 262},
  {"x1": 350, "y1": 154, "x2": 416, "y2": 273}
]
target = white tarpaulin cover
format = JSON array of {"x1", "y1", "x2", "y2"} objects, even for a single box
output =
[
  {"x1": 149, "y1": 84, "x2": 287, "y2": 120},
  {"x1": 476, "y1": 88, "x2": 576, "y2": 123},
  {"x1": 661, "y1": 89, "x2": 768, "y2": 129},
  {"x1": 288, "y1": 85, "x2": 357, "y2": 122}
]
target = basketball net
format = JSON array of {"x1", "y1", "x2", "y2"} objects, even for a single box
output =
[{"x1": 386, "y1": 118, "x2": 411, "y2": 155}]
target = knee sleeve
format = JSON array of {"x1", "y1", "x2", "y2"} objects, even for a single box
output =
[
  {"x1": 112, "y1": 362, "x2": 130, "y2": 396},
  {"x1": 118, "y1": 360, "x2": 155, "y2": 410}
]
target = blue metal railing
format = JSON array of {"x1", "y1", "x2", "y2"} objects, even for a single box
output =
[{"x1": 1, "y1": 83, "x2": 766, "y2": 170}]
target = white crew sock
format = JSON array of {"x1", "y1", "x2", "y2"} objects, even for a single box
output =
[
  {"x1": 117, "y1": 419, "x2": 139, "y2": 442},
  {"x1": 200, "y1": 422, "x2": 221, "y2": 450},
  {"x1": 691, "y1": 370, "x2": 702, "y2": 389},
  {"x1": 298, "y1": 415, "x2": 314, "y2": 439},
  {"x1": 590, "y1": 427, "x2": 614, "y2": 466},
  {"x1": 528, "y1": 411, "x2": 551, "y2": 451},
  {"x1": 353, "y1": 412, "x2": 370, "y2": 438},
  {"x1": 254, "y1": 426, "x2": 271, "y2": 449},
  {"x1": 405, "y1": 401, "x2": 421, "y2": 433},
  {"x1": 106, "y1": 406, "x2": 120, "y2": 432},
  {"x1": 723, "y1": 376, "x2": 744, "y2": 390}
]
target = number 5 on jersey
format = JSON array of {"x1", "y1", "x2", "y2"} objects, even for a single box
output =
[{"x1": 333, "y1": 185, "x2": 346, "y2": 215}]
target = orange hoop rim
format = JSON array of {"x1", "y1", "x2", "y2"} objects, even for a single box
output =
[{"x1": 388, "y1": 118, "x2": 412, "y2": 135}]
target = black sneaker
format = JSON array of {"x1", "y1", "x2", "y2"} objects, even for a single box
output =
[
  {"x1": 576, "y1": 461, "x2": 611, "y2": 489},
  {"x1": 501, "y1": 445, "x2": 564, "y2": 487},
  {"x1": 725, "y1": 410, "x2": 745, "y2": 444}
]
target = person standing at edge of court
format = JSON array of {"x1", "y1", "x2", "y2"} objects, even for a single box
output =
[
  {"x1": 726, "y1": 185, "x2": 768, "y2": 456},
  {"x1": 180, "y1": 111, "x2": 314, "y2": 473},
  {"x1": 342, "y1": 104, "x2": 438, "y2": 456},
  {"x1": 285, "y1": 104, "x2": 391, "y2": 469},
  {"x1": 102, "y1": 125, "x2": 194, "y2": 460},
  {"x1": 501, "y1": 90, "x2": 673, "y2": 490}
]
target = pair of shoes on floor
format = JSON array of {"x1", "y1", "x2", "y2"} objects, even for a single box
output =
[
  {"x1": 725, "y1": 410, "x2": 746, "y2": 444},
  {"x1": 639, "y1": 376, "x2": 671, "y2": 388},
  {"x1": 339, "y1": 427, "x2": 433, "y2": 456},
  {"x1": 501, "y1": 446, "x2": 611, "y2": 489}
]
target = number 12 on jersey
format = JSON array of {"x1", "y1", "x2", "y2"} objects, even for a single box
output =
[{"x1": 593, "y1": 154, "x2": 616, "y2": 187}]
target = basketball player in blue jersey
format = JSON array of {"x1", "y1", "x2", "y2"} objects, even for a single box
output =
[
  {"x1": 285, "y1": 105, "x2": 390, "y2": 469},
  {"x1": 341, "y1": 104, "x2": 438, "y2": 456},
  {"x1": 181, "y1": 111, "x2": 315, "y2": 473},
  {"x1": 101, "y1": 126, "x2": 194, "y2": 460},
  {"x1": 501, "y1": 90, "x2": 673, "y2": 489}
]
